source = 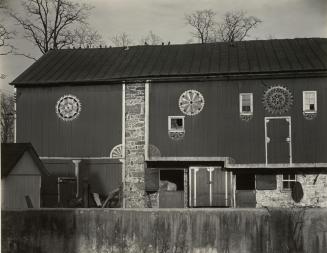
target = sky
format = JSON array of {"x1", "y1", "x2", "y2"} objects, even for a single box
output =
[{"x1": 1, "y1": 0, "x2": 326, "y2": 94}]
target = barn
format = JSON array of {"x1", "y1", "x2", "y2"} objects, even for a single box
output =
[
  {"x1": 1, "y1": 143, "x2": 48, "y2": 209},
  {"x1": 11, "y1": 38, "x2": 327, "y2": 208}
]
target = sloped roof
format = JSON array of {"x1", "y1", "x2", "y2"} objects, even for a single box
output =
[
  {"x1": 11, "y1": 38, "x2": 327, "y2": 86},
  {"x1": 1, "y1": 143, "x2": 48, "y2": 178}
]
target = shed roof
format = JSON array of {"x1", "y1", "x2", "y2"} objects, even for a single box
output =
[
  {"x1": 1, "y1": 143, "x2": 49, "y2": 178},
  {"x1": 11, "y1": 38, "x2": 327, "y2": 86}
]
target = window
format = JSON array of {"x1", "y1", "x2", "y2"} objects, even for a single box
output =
[
  {"x1": 168, "y1": 116, "x2": 185, "y2": 132},
  {"x1": 303, "y1": 91, "x2": 317, "y2": 112},
  {"x1": 239, "y1": 93, "x2": 253, "y2": 114},
  {"x1": 282, "y1": 174, "x2": 296, "y2": 190}
]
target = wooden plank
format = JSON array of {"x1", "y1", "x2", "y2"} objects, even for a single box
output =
[
  {"x1": 159, "y1": 191, "x2": 184, "y2": 208},
  {"x1": 195, "y1": 168, "x2": 210, "y2": 207}
]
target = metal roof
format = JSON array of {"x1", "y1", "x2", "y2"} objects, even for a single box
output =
[{"x1": 11, "y1": 38, "x2": 327, "y2": 86}]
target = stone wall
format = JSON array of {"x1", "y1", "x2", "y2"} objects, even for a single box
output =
[
  {"x1": 124, "y1": 83, "x2": 146, "y2": 208},
  {"x1": 256, "y1": 174, "x2": 327, "y2": 208},
  {"x1": 2, "y1": 208, "x2": 327, "y2": 253}
]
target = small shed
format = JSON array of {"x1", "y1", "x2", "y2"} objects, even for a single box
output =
[{"x1": 1, "y1": 143, "x2": 48, "y2": 209}]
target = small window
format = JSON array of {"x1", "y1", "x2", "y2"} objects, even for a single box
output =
[
  {"x1": 168, "y1": 116, "x2": 185, "y2": 132},
  {"x1": 282, "y1": 174, "x2": 296, "y2": 190},
  {"x1": 303, "y1": 91, "x2": 317, "y2": 112},
  {"x1": 239, "y1": 93, "x2": 253, "y2": 114}
]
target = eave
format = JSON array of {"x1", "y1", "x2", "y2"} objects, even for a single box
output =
[{"x1": 11, "y1": 70, "x2": 327, "y2": 87}]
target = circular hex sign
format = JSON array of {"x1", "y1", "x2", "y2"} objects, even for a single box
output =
[
  {"x1": 263, "y1": 86, "x2": 293, "y2": 114},
  {"x1": 179, "y1": 90, "x2": 205, "y2": 116},
  {"x1": 56, "y1": 95, "x2": 81, "y2": 121}
]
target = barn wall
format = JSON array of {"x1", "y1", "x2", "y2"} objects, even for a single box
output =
[
  {"x1": 1, "y1": 152, "x2": 41, "y2": 209},
  {"x1": 2, "y1": 209, "x2": 327, "y2": 253},
  {"x1": 256, "y1": 173, "x2": 327, "y2": 208},
  {"x1": 16, "y1": 84, "x2": 122, "y2": 158},
  {"x1": 41, "y1": 159, "x2": 122, "y2": 207},
  {"x1": 149, "y1": 77, "x2": 327, "y2": 164}
]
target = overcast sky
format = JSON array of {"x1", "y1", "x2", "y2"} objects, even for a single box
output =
[{"x1": 1, "y1": 0, "x2": 326, "y2": 93}]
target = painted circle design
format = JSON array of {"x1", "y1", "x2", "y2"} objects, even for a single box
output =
[
  {"x1": 263, "y1": 86, "x2": 293, "y2": 114},
  {"x1": 56, "y1": 95, "x2": 81, "y2": 121},
  {"x1": 179, "y1": 90, "x2": 205, "y2": 116}
]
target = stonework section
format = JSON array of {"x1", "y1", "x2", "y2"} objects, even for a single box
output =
[
  {"x1": 256, "y1": 174, "x2": 327, "y2": 208},
  {"x1": 124, "y1": 83, "x2": 146, "y2": 208}
]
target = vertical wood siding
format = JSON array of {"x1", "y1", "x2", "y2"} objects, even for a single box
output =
[
  {"x1": 16, "y1": 84, "x2": 122, "y2": 157},
  {"x1": 1, "y1": 176, "x2": 41, "y2": 209},
  {"x1": 149, "y1": 77, "x2": 327, "y2": 164}
]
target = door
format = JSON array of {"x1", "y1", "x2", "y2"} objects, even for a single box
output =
[
  {"x1": 189, "y1": 167, "x2": 232, "y2": 207},
  {"x1": 265, "y1": 117, "x2": 292, "y2": 164}
]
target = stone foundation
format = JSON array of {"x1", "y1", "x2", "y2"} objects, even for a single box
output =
[
  {"x1": 256, "y1": 173, "x2": 327, "y2": 208},
  {"x1": 124, "y1": 83, "x2": 146, "y2": 208}
]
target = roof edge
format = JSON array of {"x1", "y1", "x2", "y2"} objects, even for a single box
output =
[{"x1": 11, "y1": 69, "x2": 327, "y2": 87}]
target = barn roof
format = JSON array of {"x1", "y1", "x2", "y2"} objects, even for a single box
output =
[
  {"x1": 1, "y1": 143, "x2": 49, "y2": 178},
  {"x1": 11, "y1": 38, "x2": 327, "y2": 86}
]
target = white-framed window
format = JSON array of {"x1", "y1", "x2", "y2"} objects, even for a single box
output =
[
  {"x1": 282, "y1": 174, "x2": 296, "y2": 190},
  {"x1": 168, "y1": 116, "x2": 185, "y2": 132},
  {"x1": 303, "y1": 91, "x2": 317, "y2": 113},
  {"x1": 239, "y1": 93, "x2": 253, "y2": 114}
]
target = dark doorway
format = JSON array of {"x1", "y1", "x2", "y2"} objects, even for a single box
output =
[
  {"x1": 236, "y1": 173, "x2": 256, "y2": 208},
  {"x1": 159, "y1": 170, "x2": 184, "y2": 208}
]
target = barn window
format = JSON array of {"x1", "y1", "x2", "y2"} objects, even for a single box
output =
[
  {"x1": 303, "y1": 91, "x2": 317, "y2": 112},
  {"x1": 168, "y1": 116, "x2": 185, "y2": 132},
  {"x1": 239, "y1": 93, "x2": 253, "y2": 114},
  {"x1": 282, "y1": 174, "x2": 296, "y2": 190}
]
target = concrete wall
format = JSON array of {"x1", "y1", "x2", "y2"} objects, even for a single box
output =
[
  {"x1": 256, "y1": 174, "x2": 327, "y2": 208},
  {"x1": 2, "y1": 209, "x2": 327, "y2": 253}
]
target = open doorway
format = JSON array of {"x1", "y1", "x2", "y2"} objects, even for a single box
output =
[{"x1": 159, "y1": 170, "x2": 184, "y2": 208}]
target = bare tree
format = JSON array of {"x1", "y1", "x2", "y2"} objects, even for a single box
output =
[
  {"x1": 185, "y1": 9, "x2": 215, "y2": 43},
  {"x1": 140, "y1": 31, "x2": 162, "y2": 45},
  {"x1": 111, "y1": 32, "x2": 133, "y2": 47},
  {"x1": 0, "y1": 0, "x2": 15, "y2": 54},
  {"x1": 214, "y1": 11, "x2": 262, "y2": 42},
  {"x1": 0, "y1": 23, "x2": 14, "y2": 55},
  {"x1": 73, "y1": 25, "x2": 104, "y2": 48},
  {"x1": 9, "y1": 0, "x2": 103, "y2": 55},
  {"x1": 1, "y1": 92, "x2": 15, "y2": 143}
]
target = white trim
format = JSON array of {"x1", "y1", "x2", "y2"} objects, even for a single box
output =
[
  {"x1": 168, "y1": 116, "x2": 185, "y2": 132},
  {"x1": 302, "y1": 90, "x2": 317, "y2": 113},
  {"x1": 122, "y1": 82, "x2": 126, "y2": 208},
  {"x1": 282, "y1": 174, "x2": 297, "y2": 190},
  {"x1": 265, "y1": 116, "x2": 292, "y2": 164},
  {"x1": 264, "y1": 118, "x2": 268, "y2": 165},
  {"x1": 40, "y1": 156, "x2": 112, "y2": 160},
  {"x1": 239, "y1": 93, "x2": 253, "y2": 115},
  {"x1": 226, "y1": 163, "x2": 327, "y2": 169},
  {"x1": 188, "y1": 169, "x2": 192, "y2": 206},
  {"x1": 232, "y1": 174, "x2": 236, "y2": 208},
  {"x1": 147, "y1": 156, "x2": 230, "y2": 162},
  {"x1": 207, "y1": 167, "x2": 214, "y2": 206},
  {"x1": 72, "y1": 160, "x2": 81, "y2": 197},
  {"x1": 145, "y1": 80, "x2": 150, "y2": 160},
  {"x1": 189, "y1": 167, "x2": 199, "y2": 207},
  {"x1": 14, "y1": 87, "x2": 17, "y2": 143},
  {"x1": 225, "y1": 171, "x2": 228, "y2": 206}
]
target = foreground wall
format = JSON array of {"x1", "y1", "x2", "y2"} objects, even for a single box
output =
[{"x1": 2, "y1": 209, "x2": 327, "y2": 253}]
